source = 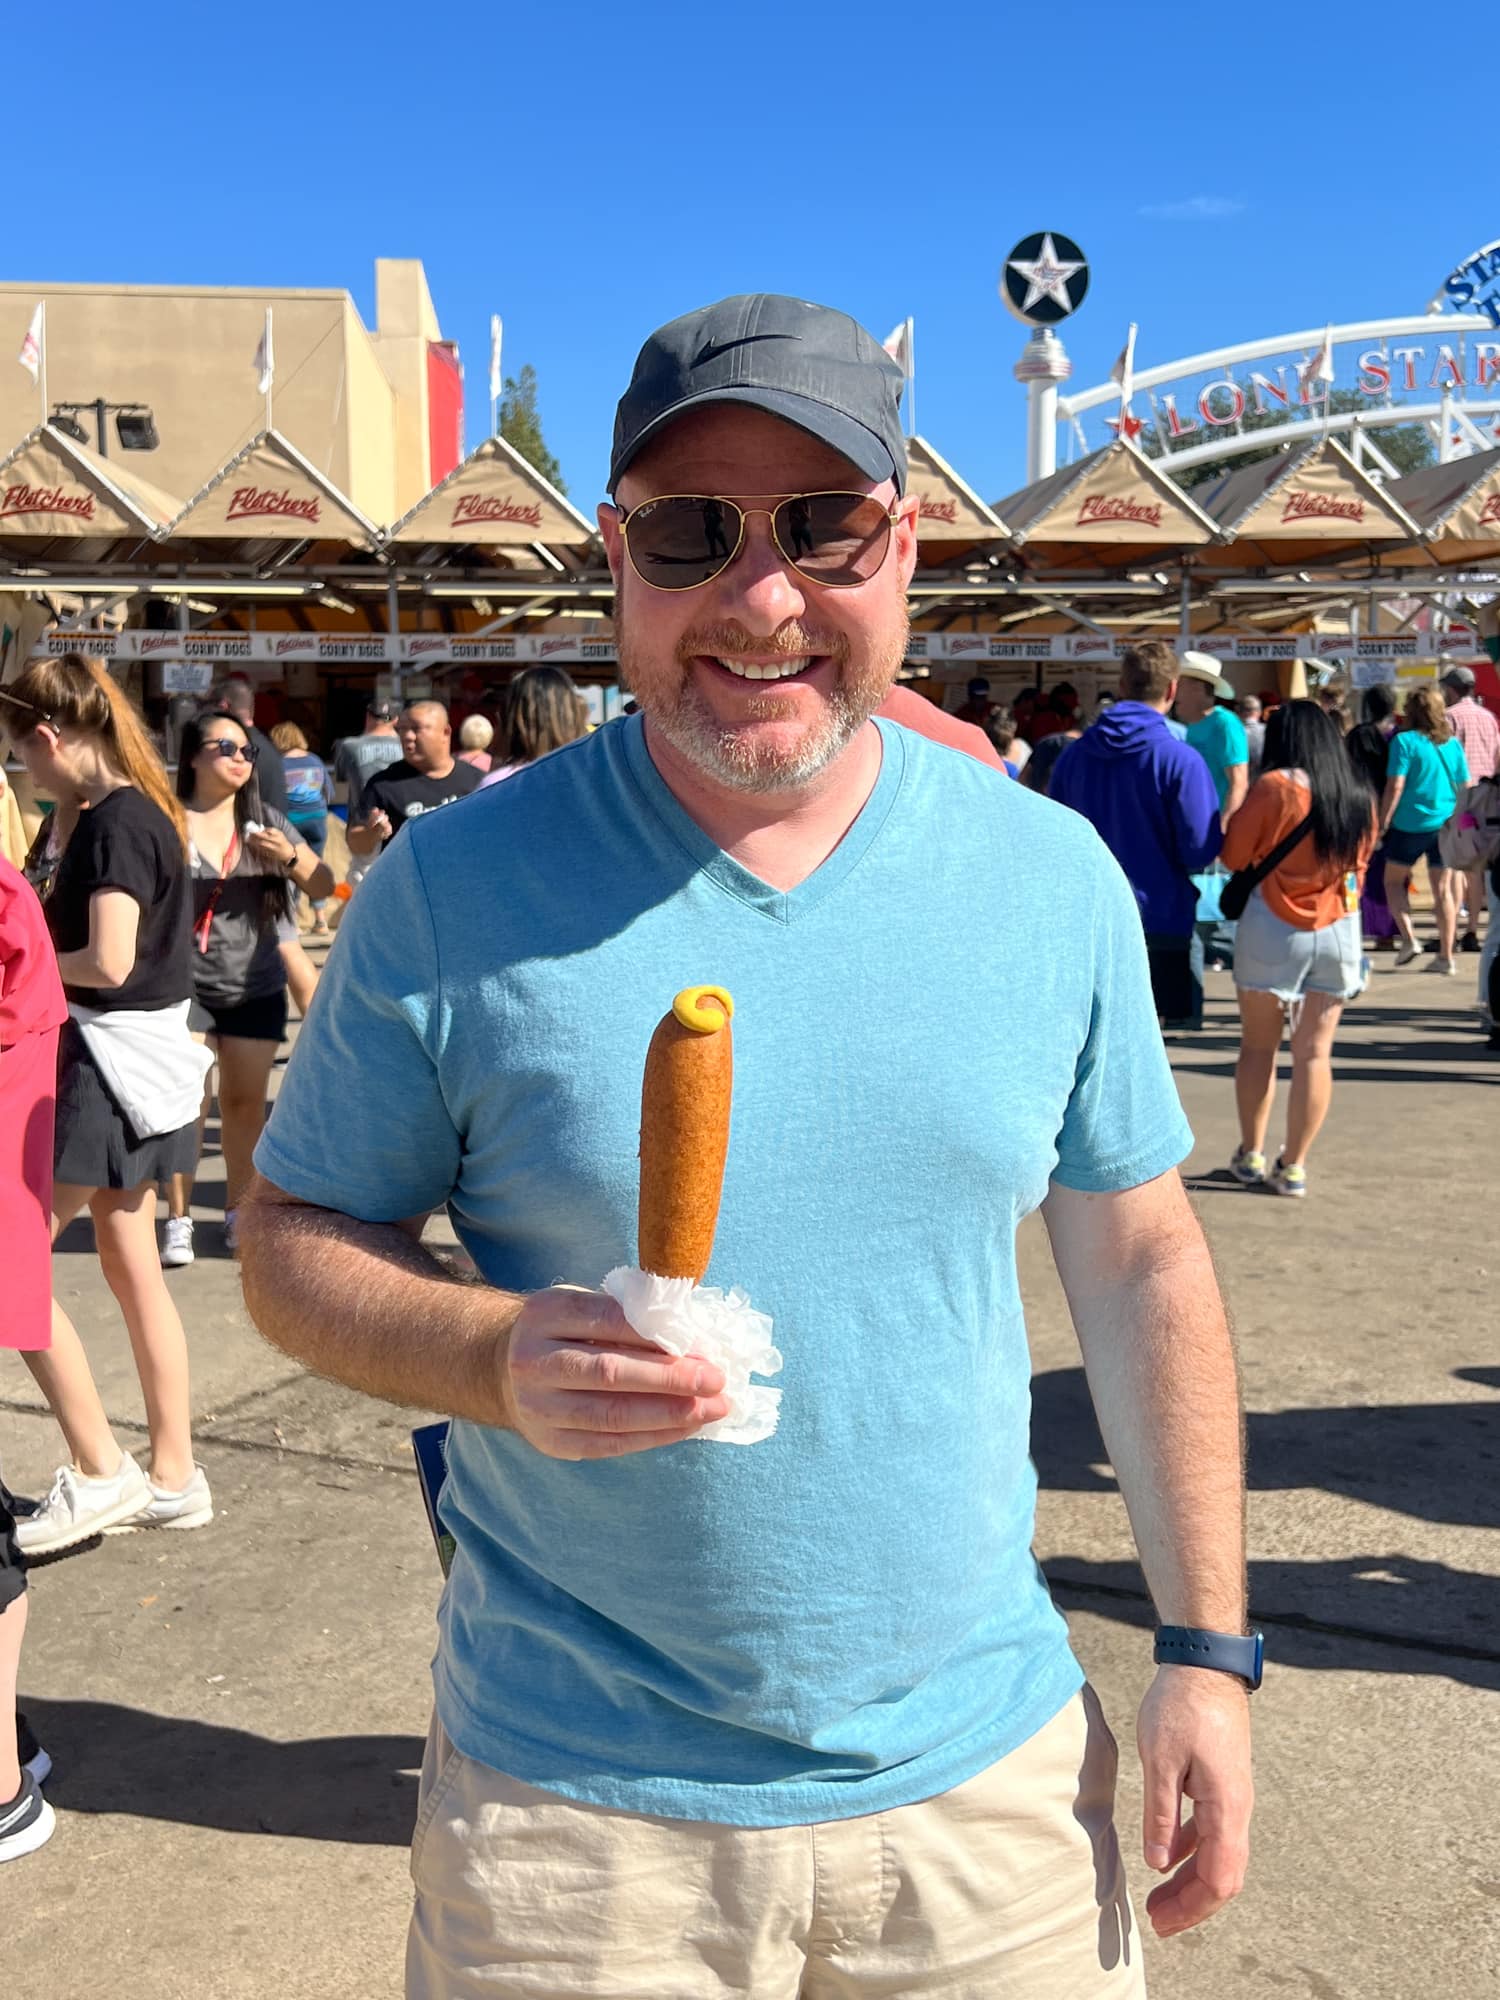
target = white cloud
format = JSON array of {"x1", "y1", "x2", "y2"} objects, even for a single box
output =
[{"x1": 1137, "y1": 195, "x2": 1247, "y2": 222}]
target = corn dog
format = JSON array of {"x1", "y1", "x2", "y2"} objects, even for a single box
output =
[{"x1": 637, "y1": 985, "x2": 734, "y2": 1281}]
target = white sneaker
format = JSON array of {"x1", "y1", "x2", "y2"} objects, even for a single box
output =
[
  {"x1": 0, "y1": 1774, "x2": 55, "y2": 1865},
  {"x1": 161, "y1": 1216, "x2": 195, "y2": 1268},
  {"x1": 15, "y1": 1454, "x2": 152, "y2": 1556},
  {"x1": 104, "y1": 1463, "x2": 213, "y2": 1535},
  {"x1": 1424, "y1": 956, "x2": 1457, "y2": 976},
  {"x1": 1393, "y1": 938, "x2": 1422, "y2": 967}
]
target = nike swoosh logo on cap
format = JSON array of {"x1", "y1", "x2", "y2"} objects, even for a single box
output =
[{"x1": 692, "y1": 333, "x2": 795, "y2": 368}]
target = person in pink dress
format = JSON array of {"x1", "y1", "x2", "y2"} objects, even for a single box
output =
[{"x1": 0, "y1": 852, "x2": 67, "y2": 1862}]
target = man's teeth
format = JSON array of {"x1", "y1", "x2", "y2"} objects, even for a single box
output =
[{"x1": 714, "y1": 656, "x2": 812, "y2": 681}]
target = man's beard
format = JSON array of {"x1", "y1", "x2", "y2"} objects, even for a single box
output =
[{"x1": 617, "y1": 613, "x2": 908, "y2": 795}]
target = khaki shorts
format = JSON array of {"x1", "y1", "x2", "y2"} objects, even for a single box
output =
[{"x1": 406, "y1": 1685, "x2": 1146, "y2": 1999}]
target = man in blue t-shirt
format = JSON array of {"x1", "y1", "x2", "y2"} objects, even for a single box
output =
[{"x1": 241, "y1": 297, "x2": 1253, "y2": 1999}]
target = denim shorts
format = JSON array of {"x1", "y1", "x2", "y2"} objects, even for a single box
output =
[{"x1": 1233, "y1": 891, "x2": 1366, "y2": 1003}]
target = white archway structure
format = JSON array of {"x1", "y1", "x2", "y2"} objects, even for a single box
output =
[{"x1": 1055, "y1": 313, "x2": 1500, "y2": 480}]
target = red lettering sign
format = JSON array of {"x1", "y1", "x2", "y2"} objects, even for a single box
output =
[
  {"x1": 1076, "y1": 493, "x2": 1164, "y2": 528},
  {"x1": 0, "y1": 482, "x2": 96, "y2": 522},
  {"x1": 1478, "y1": 494, "x2": 1500, "y2": 527},
  {"x1": 1280, "y1": 489, "x2": 1364, "y2": 524},
  {"x1": 452, "y1": 494, "x2": 545, "y2": 530},
  {"x1": 224, "y1": 486, "x2": 322, "y2": 525},
  {"x1": 916, "y1": 495, "x2": 960, "y2": 524}
]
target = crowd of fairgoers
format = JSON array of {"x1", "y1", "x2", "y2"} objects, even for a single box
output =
[
  {"x1": 1, "y1": 637, "x2": 1495, "y2": 1868},
  {"x1": 0, "y1": 657, "x2": 592, "y2": 1862}
]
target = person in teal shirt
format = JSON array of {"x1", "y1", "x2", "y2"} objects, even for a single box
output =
[
  {"x1": 1176, "y1": 654, "x2": 1249, "y2": 974},
  {"x1": 240, "y1": 296, "x2": 1253, "y2": 1997},
  {"x1": 1380, "y1": 686, "x2": 1471, "y2": 969}
]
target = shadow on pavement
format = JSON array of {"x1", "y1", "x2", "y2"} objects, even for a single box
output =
[
  {"x1": 1032, "y1": 1365, "x2": 1500, "y2": 1681},
  {"x1": 1045, "y1": 1556, "x2": 1500, "y2": 1690},
  {"x1": 19, "y1": 1699, "x2": 423, "y2": 1844},
  {"x1": 1032, "y1": 1366, "x2": 1500, "y2": 1528}
]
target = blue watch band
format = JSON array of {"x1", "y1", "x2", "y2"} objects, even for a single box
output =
[{"x1": 1154, "y1": 1626, "x2": 1264, "y2": 1691}]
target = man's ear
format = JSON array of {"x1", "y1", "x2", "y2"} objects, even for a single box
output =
[{"x1": 598, "y1": 502, "x2": 625, "y2": 586}]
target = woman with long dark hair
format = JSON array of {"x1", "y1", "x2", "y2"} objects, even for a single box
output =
[
  {"x1": 1220, "y1": 699, "x2": 1377, "y2": 1197},
  {"x1": 1380, "y1": 685, "x2": 1469, "y2": 970},
  {"x1": 480, "y1": 666, "x2": 590, "y2": 786},
  {"x1": 161, "y1": 710, "x2": 332, "y2": 1266},
  {"x1": 0, "y1": 655, "x2": 212, "y2": 1554}
]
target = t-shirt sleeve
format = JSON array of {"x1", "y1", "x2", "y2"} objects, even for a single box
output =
[
  {"x1": 1222, "y1": 711, "x2": 1249, "y2": 766},
  {"x1": 265, "y1": 806, "x2": 309, "y2": 852},
  {"x1": 77, "y1": 796, "x2": 164, "y2": 914},
  {"x1": 1386, "y1": 732, "x2": 1416, "y2": 780},
  {"x1": 1052, "y1": 844, "x2": 1195, "y2": 1194},
  {"x1": 254, "y1": 834, "x2": 461, "y2": 1220},
  {"x1": 1218, "y1": 779, "x2": 1273, "y2": 871}
]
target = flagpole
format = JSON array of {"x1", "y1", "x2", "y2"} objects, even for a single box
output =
[
  {"x1": 906, "y1": 317, "x2": 916, "y2": 437},
  {"x1": 489, "y1": 315, "x2": 502, "y2": 439}
]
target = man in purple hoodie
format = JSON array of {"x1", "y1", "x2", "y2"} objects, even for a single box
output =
[{"x1": 1051, "y1": 641, "x2": 1223, "y2": 1029}]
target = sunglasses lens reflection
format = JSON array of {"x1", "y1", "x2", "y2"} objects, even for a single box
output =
[
  {"x1": 627, "y1": 496, "x2": 744, "y2": 588},
  {"x1": 775, "y1": 493, "x2": 893, "y2": 586}
]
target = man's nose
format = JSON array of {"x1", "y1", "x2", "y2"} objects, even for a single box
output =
[{"x1": 712, "y1": 512, "x2": 808, "y2": 630}]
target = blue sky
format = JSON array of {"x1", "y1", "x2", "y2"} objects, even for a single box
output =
[{"x1": 10, "y1": 0, "x2": 1479, "y2": 507}]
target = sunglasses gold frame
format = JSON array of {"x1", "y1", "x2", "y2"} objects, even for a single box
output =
[{"x1": 616, "y1": 490, "x2": 902, "y2": 593}]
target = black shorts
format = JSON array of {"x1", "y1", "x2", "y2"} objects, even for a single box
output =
[
  {"x1": 54, "y1": 1021, "x2": 199, "y2": 1190},
  {"x1": 1381, "y1": 824, "x2": 1443, "y2": 869},
  {"x1": 0, "y1": 1476, "x2": 25, "y2": 1611},
  {"x1": 188, "y1": 990, "x2": 289, "y2": 1043}
]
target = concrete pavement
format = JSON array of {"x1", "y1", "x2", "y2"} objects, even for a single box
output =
[{"x1": 3, "y1": 948, "x2": 1498, "y2": 1998}]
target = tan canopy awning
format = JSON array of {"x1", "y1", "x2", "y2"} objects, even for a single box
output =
[
  {"x1": 0, "y1": 424, "x2": 181, "y2": 563},
  {"x1": 385, "y1": 434, "x2": 597, "y2": 552},
  {"x1": 1384, "y1": 448, "x2": 1500, "y2": 567},
  {"x1": 994, "y1": 440, "x2": 1218, "y2": 573},
  {"x1": 1197, "y1": 437, "x2": 1420, "y2": 569},
  {"x1": 905, "y1": 436, "x2": 1009, "y2": 561},
  {"x1": 163, "y1": 430, "x2": 379, "y2": 551}
]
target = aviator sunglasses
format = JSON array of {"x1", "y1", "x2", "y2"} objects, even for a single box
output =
[
  {"x1": 204, "y1": 736, "x2": 258, "y2": 762},
  {"x1": 617, "y1": 491, "x2": 901, "y2": 592}
]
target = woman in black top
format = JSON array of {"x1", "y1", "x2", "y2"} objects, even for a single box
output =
[
  {"x1": 0, "y1": 655, "x2": 212, "y2": 1556},
  {"x1": 1345, "y1": 684, "x2": 1400, "y2": 947},
  {"x1": 165, "y1": 712, "x2": 331, "y2": 1262}
]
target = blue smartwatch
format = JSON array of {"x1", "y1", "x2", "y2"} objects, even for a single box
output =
[{"x1": 1154, "y1": 1626, "x2": 1264, "y2": 1691}]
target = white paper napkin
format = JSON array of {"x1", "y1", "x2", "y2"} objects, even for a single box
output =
[{"x1": 601, "y1": 1267, "x2": 782, "y2": 1446}]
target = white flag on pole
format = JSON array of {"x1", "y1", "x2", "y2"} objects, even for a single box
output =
[
  {"x1": 882, "y1": 320, "x2": 912, "y2": 375},
  {"x1": 1109, "y1": 322, "x2": 1137, "y2": 404},
  {"x1": 489, "y1": 315, "x2": 503, "y2": 405},
  {"x1": 1107, "y1": 323, "x2": 1143, "y2": 440},
  {"x1": 253, "y1": 309, "x2": 274, "y2": 396},
  {"x1": 1299, "y1": 325, "x2": 1335, "y2": 392},
  {"x1": 17, "y1": 303, "x2": 43, "y2": 384}
]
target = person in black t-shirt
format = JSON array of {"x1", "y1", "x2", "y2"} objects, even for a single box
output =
[
  {"x1": 163, "y1": 711, "x2": 333, "y2": 1266},
  {"x1": 346, "y1": 700, "x2": 482, "y2": 858},
  {"x1": 0, "y1": 655, "x2": 213, "y2": 1557}
]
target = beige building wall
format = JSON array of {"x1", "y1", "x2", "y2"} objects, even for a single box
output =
[
  {"x1": 0, "y1": 262, "x2": 446, "y2": 527},
  {"x1": 371, "y1": 261, "x2": 443, "y2": 520}
]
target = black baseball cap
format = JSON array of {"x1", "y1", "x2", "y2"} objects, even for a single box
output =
[
  {"x1": 1439, "y1": 662, "x2": 1476, "y2": 694},
  {"x1": 367, "y1": 697, "x2": 398, "y2": 720},
  {"x1": 610, "y1": 295, "x2": 907, "y2": 496}
]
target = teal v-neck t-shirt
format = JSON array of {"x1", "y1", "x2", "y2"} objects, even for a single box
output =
[{"x1": 257, "y1": 713, "x2": 1192, "y2": 1826}]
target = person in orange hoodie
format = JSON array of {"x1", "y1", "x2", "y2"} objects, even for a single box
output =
[{"x1": 1219, "y1": 700, "x2": 1377, "y2": 1199}]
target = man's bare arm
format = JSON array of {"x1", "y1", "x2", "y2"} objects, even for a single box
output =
[
  {"x1": 1042, "y1": 1168, "x2": 1252, "y2": 1940},
  {"x1": 238, "y1": 1174, "x2": 730, "y2": 1457},
  {"x1": 1041, "y1": 1168, "x2": 1245, "y2": 1631}
]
